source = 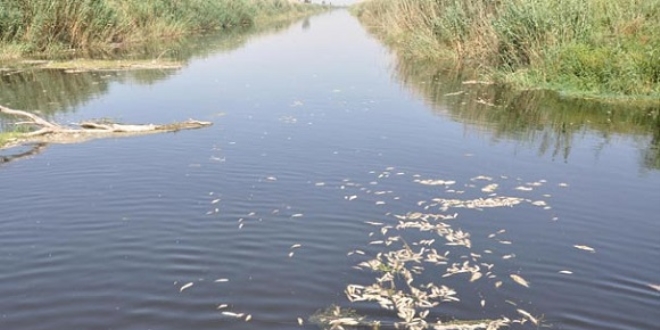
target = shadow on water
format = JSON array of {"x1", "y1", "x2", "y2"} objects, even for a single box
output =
[{"x1": 392, "y1": 58, "x2": 660, "y2": 171}]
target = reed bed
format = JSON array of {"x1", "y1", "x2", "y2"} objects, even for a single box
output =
[
  {"x1": 0, "y1": 0, "x2": 322, "y2": 57},
  {"x1": 354, "y1": 0, "x2": 660, "y2": 98}
]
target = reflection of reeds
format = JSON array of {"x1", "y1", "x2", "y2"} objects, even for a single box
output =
[
  {"x1": 0, "y1": 70, "x2": 108, "y2": 115},
  {"x1": 391, "y1": 56, "x2": 660, "y2": 170},
  {"x1": 0, "y1": 16, "x2": 309, "y2": 131}
]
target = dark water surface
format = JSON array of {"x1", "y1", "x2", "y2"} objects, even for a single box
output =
[{"x1": 1, "y1": 10, "x2": 659, "y2": 330}]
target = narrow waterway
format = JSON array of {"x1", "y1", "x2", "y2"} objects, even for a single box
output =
[{"x1": 1, "y1": 10, "x2": 659, "y2": 330}]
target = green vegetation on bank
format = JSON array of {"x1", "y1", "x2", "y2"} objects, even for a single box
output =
[
  {"x1": 353, "y1": 0, "x2": 660, "y2": 100},
  {"x1": 0, "y1": 0, "x2": 326, "y2": 59}
]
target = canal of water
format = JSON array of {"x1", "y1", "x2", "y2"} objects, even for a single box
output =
[{"x1": 1, "y1": 9, "x2": 659, "y2": 330}]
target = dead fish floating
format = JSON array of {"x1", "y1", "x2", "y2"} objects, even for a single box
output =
[
  {"x1": 573, "y1": 245, "x2": 596, "y2": 253},
  {"x1": 509, "y1": 274, "x2": 530, "y2": 288},
  {"x1": 221, "y1": 311, "x2": 244, "y2": 318},
  {"x1": 179, "y1": 282, "x2": 194, "y2": 292}
]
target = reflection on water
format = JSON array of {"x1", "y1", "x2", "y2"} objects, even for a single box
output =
[
  {"x1": 1, "y1": 10, "x2": 659, "y2": 330},
  {"x1": 0, "y1": 19, "x2": 303, "y2": 121},
  {"x1": 393, "y1": 58, "x2": 660, "y2": 171}
]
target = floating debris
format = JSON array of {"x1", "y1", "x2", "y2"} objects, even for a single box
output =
[
  {"x1": 510, "y1": 274, "x2": 530, "y2": 288},
  {"x1": 222, "y1": 311, "x2": 244, "y2": 318},
  {"x1": 517, "y1": 309, "x2": 539, "y2": 326},
  {"x1": 574, "y1": 245, "x2": 596, "y2": 253},
  {"x1": 444, "y1": 91, "x2": 465, "y2": 97},
  {"x1": 179, "y1": 282, "x2": 193, "y2": 292},
  {"x1": 481, "y1": 184, "x2": 498, "y2": 193},
  {"x1": 318, "y1": 170, "x2": 557, "y2": 329},
  {"x1": 415, "y1": 179, "x2": 456, "y2": 186}
]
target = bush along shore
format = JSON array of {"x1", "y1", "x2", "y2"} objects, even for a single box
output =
[
  {"x1": 0, "y1": 0, "x2": 327, "y2": 59},
  {"x1": 353, "y1": 0, "x2": 660, "y2": 101}
]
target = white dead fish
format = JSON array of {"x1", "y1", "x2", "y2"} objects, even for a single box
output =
[
  {"x1": 222, "y1": 311, "x2": 244, "y2": 318},
  {"x1": 559, "y1": 270, "x2": 573, "y2": 274},
  {"x1": 574, "y1": 245, "x2": 596, "y2": 253},
  {"x1": 297, "y1": 317, "x2": 304, "y2": 326},
  {"x1": 245, "y1": 314, "x2": 252, "y2": 321},
  {"x1": 211, "y1": 199, "x2": 221, "y2": 204},
  {"x1": 291, "y1": 244, "x2": 302, "y2": 249},
  {"x1": 470, "y1": 272, "x2": 483, "y2": 282},
  {"x1": 517, "y1": 309, "x2": 539, "y2": 326},
  {"x1": 216, "y1": 304, "x2": 228, "y2": 309},
  {"x1": 481, "y1": 184, "x2": 498, "y2": 193},
  {"x1": 510, "y1": 274, "x2": 530, "y2": 288},
  {"x1": 214, "y1": 278, "x2": 229, "y2": 282},
  {"x1": 179, "y1": 282, "x2": 194, "y2": 292},
  {"x1": 291, "y1": 213, "x2": 303, "y2": 218},
  {"x1": 649, "y1": 284, "x2": 660, "y2": 292}
]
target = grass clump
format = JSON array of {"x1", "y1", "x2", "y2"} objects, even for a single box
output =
[
  {"x1": 0, "y1": 0, "x2": 324, "y2": 58},
  {"x1": 353, "y1": 0, "x2": 660, "y2": 99}
]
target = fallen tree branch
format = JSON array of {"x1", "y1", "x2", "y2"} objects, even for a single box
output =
[
  {"x1": 1, "y1": 103, "x2": 212, "y2": 151},
  {"x1": 1, "y1": 104, "x2": 60, "y2": 129}
]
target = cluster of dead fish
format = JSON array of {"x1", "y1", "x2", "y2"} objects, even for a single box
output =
[{"x1": 315, "y1": 170, "x2": 564, "y2": 330}]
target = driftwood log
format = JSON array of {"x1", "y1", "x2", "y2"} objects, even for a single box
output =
[{"x1": 1, "y1": 104, "x2": 212, "y2": 162}]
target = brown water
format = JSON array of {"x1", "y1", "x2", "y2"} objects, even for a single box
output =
[{"x1": 1, "y1": 10, "x2": 659, "y2": 330}]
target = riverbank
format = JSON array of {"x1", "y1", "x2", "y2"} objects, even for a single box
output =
[
  {"x1": 353, "y1": 0, "x2": 660, "y2": 101},
  {"x1": 0, "y1": 0, "x2": 328, "y2": 61}
]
